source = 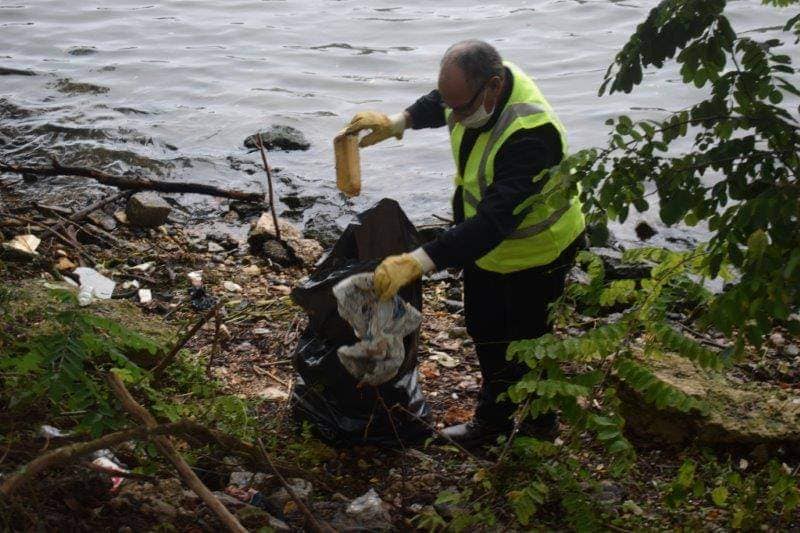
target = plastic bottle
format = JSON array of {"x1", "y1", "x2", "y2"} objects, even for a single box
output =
[{"x1": 334, "y1": 130, "x2": 361, "y2": 197}]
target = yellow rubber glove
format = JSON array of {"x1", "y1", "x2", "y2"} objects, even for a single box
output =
[
  {"x1": 344, "y1": 111, "x2": 406, "y2": 147},
  {"x1": 373, "y1": 253, "x2": 423, "y2": 301}
]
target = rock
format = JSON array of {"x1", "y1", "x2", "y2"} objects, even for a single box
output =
[
  {"x1": 248, "y1": 213, "x2": 323, "y2": 266},
  {"x1": 87, "y1": 211, "x2": 117, "y2": 232},
  {"x1": 634, "y1": 221, "x2": 658, "y2": 241},
  {"x1": 55, "y1": 257, "x2": 77, "y2": 271},
  {"x1": 281, "y1": 194, "x2": 318, "y2": 211},
  {"x1": 126, "y1": 192, "x2": 171, "y2": 228},
  {"x1": 261, "y1": 240, "x2": 293, "y2": 266},
  {"x1": 618, "y1": 353, "x2": 800, "y2": 448},
  {"x1": 208, "y1": 241, "x2": 225, "y2": 253},
  {"x1": 593, "y1": 480, "x2": 626, "y2": 505},
  {"x1": 223, "y1": 281, "x2": 242, "y2": 293},
  {"x1": 258, "y1": 386, "x2": 289, "y2": 402},
  {"x1": 244, "y1": 125, "x2": 310, "y2": 151},
  {"x1": 770, "y1": 332, "x2": 786, "y2": 348},
  {"x1": 442, "y1": 299, "x2": 463, "y2": 313},
  {"x1": 242, "y1": 264, "x2": 260, "y2": 276},
  {"x1": 622, "y1": 499, "x2": 644, "y2": 516},
  {"x1": 229, "y1": 201, "x2": 263, "y2": 220},
  {"x1": 229, "y1": 471, "x2": 272, "y2": 490},
  {"x1": 1, "y1": 234, "x2": 40, "y2": 261},
  {"x1": 113, "y1": 210, "x2": 128, "y2": 225},
  {"x1": 236, "y1": 506, "x2": 289, "y2": 531},
  {"x1": 267, "y1": 478, "x2": 313, "y2": 510},
  {"x1": 786, "y1": 344, "x2": 799, "y2": 357},
  {"x1": 212, "y1": 491, "x2": 248, "y2": 509},
  {"x1": 346, "y1": 488, "x2": 392, "y2": 531},
  {"x1": 303, "y1": 213, "x2": 341, "y2": 248},
  {"x1": 449, "y1": 326, "x2": 468, "y2": 339},
  {"x1": 590, "y1": 247, "x2": 653, "y2": 280}
]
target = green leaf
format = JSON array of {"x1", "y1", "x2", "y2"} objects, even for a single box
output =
[{"x1": 711, "y1": 486, "x2": 729, "y2": 507}]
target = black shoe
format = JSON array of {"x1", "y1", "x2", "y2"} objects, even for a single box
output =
[{"x1": 440, "y1": 419, "x2": 511, "y2": 449}]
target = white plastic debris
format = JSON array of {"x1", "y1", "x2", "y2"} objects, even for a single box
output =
[
  {"x1": 223, "y1": 281, "x2": 242, "y2": 293},
  {"x1": 138, "y1": 288, "x2": 152, "y2": 303},
  {"x1": 39, "y1": 424, "x2": 70, "y2": 439},
  {"x1": 9, "y1": 234, "x2": 40, "y2": 254},
  {"x1": 188, "y1": 270, "x2": 203, "y2": 287},
  {"x1": 346, "y1": 488, "x2": 391, "y2": 526},
  {"x1": 77, "y1": 286, "x2": 95, "y2": 307},
  {"x1": 121, "y1": 280, "x2": 140, "y2": 290},
  {"x1": 74, "y1": 267, "x2": 116, "y2": 300},
  {"x1": 332, "y1": 273, "x2": 422, "y2": 386},
  {"x1": 130, "y1": 261, "x2": 154, "y2": 272}
]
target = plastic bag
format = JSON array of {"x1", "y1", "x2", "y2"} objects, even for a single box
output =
[
  {"x1": 290, "y1": 199, "x2": 431, "y2": 445},
  {"x1": 333, "y1": 273, "x2": 422, "y2": 386}
]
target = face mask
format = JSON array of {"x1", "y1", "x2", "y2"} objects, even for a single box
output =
[{"x1": 459, "y1": 92, "x2": 494, "y2": 129}]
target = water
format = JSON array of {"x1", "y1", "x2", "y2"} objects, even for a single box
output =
[{"x1": 0, "y1": 0, "x2": 793, "y2": 247}]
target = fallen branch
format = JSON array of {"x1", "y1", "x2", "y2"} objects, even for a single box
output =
[
  {"x1": 0, "y1": 159, "x2": 264, "y2": 203},
  {"x1": 106, "y1": 373, "x2": 247, "y2": 533},
  {"x1": 0, "y1": 420, "x2": 199, "y2": 496},
  {"x1": 151, "y1": 300, "x2": 225, "y2": 378},
  {"x1": 256, "y1": 438, "x2": 331, "y2": 533},
  {"x1": 254, "y1": 134, "x2": 282, "y2": 241}
]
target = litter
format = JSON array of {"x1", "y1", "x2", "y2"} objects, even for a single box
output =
[
  {"x1": 74, "y1": 267, "x2": 116, "y2": 300},
  {"x1": 333, "y1": 273, "x2": 422, "y2": 386}
]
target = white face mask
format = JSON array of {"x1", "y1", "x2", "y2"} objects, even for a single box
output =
[{"x1": 459, "y1": 91, "x2": 494, "y2": 129}]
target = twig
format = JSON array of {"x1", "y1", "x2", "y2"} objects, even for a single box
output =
[
  {"x1": 0, "y1": 159, "x2": 264, "y2": 203},
  {"x1": 106, "y1": 373, "x2": 247, "y2": 533},
  {"x1": 209, "y1": 309, "x2": 222, "y2": 376},
  {"x1": 253, "y1": 134, "x2": 282, "y2": 242},
  {"x1": 49, "y1": 190, "x2": 132, "y2": 233},
  {"x1": 391, "y1": 405, "x2": 491, "y2": 465},
  {"x1": 0, "y1": 420, "x2": 201, "y2": 496},
  {"x1": 495, "y1": 397, "x2": 532, "y2": 466},
  {"x1": 152, "y1": 300, "x2": 225, "y2": 378},
  {"x1": 255, "y1": 438, "x2": 331, "y2": 533},
  {"x1": 262, "y1": 369, "x2": 289, "y2": 389}
]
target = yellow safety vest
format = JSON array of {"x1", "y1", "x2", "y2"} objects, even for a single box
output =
[{"x1": 445, "y1": 61, "x2": 585, "y2": 273}]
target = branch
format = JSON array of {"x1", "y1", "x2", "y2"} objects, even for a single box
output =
[
  {"x1": 0, "y1": 159, "x2": 264, "y2": 204},
  {"x1": 151, "y1": 300, "x2": 225, "y2": 379},
  {"x1": 0, "y1": 420, "x2": 198, "y2": 496},
  {"x1": 106, "y1": 373, "x2": 247, "y2": 533}
]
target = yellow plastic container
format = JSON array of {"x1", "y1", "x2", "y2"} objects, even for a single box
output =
[{"x1": 334, "y1": 130, "x2": 361, "y2": 197}]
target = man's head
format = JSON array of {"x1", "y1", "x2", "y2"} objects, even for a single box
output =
[{"x1": 438, "y1": 40, "x2": 505, "y2": 127}]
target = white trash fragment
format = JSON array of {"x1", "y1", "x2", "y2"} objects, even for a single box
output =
[
  {"x1": 333, "y1": 273, "x2": 422, "y2": 386},
  {"x1": 74, "y1": 267, "x2": 116, "y2": 300},
  {"x1": 39, "y1": 424, "x2": 71, "y2": 439},
  {"x1": 77, "y1": 286, "x2": 95, "y2": 307},
  {"x1": 346, "y1": 488, "x2": 391, "y2": 526},
  {"x1": 1, "y1": 234, "x2": 41, "y2": 260},
  {"x1": 223, "y1": 281, "x2": 242, "y2": 293},
  {"x1": 121, "y1": 280, "x2": 140, "y2": 290},
  {"x1": 138, "y1": 288, "x2": 152, "y2": 303},
  {"x1": 130, "y1": 261, "x2": 154, "y2": 272},
  {"x1": 428, "y1": 351, "x2": 460, "y2": 368},
  {"x1": 258, "y1": 386, "x2": 289, "y2": 401},
  {"x1": 188, "y1": 270, "x2": 203, "y2": 287}
]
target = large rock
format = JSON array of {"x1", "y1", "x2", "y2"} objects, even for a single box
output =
[
  {"x1": 590, "y1": 247, "x2": 653, "y2": 280},
  {"x1": 126, "y1": 192, "x2": 171, "y2": 228},
  {"x1": 248, "y1": 213, "x2": 323, "y2": 266},
  {"x1": 618, "y1": 353, "x2": 800, "y2": 450},
  {"x1": 244, "y1": 125, "x2": 310, "y2": 151}
]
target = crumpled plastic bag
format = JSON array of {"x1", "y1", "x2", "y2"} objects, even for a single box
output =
[{"x1": 333, "y1": 273, "x2": 422, "y2": 386}]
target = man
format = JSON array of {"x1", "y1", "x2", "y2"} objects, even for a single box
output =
[{"x1": 344, "y1": 40, "x2": 585, "y2": 446}]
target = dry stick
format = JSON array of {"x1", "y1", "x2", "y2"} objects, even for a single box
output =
[
  {"x1": 0, "y1": 420, "x2": 200, "y2": 496},
  {"x1": 0, "y1": 159, "x2": 264, "y2": 203},
  {"x1": 151, "y1": 300, "x2": 225, "y2": 378},
  {"x1": 495, "y1": 397, "x2": 532, "y2": 466},
  {"x1": 253, "y1": 134, "x2": 281, "y2": 242},
  {"x1": 106, "y1": 373, "x2": 248, "y2": 533},
  {"x1": 391, "y1": 404, "x2": 491, "y2": 466},
  {"x1": 255, "y1": 438, "x2": 332, "y2": 533},
  {"x1": 49, "y1": 189, "x2": 132, "y2": 233}
]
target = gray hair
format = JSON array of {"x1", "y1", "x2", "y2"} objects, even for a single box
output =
[{"x1": 441, "y1": 40, "x2": 504, "y2": 90}]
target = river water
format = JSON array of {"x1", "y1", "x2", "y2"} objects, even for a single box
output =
[{"x1": 0, "y1": 0, "x2": 793, "y2": 247}]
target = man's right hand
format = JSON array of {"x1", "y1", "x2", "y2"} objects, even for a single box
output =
[{"x1": 344, "y1": 111, "x2": 406, "y2": 147}]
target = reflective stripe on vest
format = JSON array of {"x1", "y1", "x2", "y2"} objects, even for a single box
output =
[{"x1": 445, "y1": 61, "x2": 585, "y2": 273}]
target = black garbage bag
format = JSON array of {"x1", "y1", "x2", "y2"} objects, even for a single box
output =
[{"x1": 290, "y1": 198, "x2": 431, "y2": 445}]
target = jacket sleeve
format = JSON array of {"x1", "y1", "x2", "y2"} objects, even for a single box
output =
[
  {"x1": 422, "y1": 123, "x2": 563, "y2": 270},
  {"x1": 405, "y1": 89, "x2": 446, "y2": 129}
]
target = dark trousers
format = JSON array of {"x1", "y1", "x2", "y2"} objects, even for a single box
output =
[{"x1": 463, "y1": 236, "x2": 583, "y2": 428}]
